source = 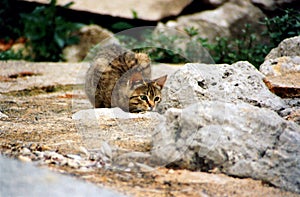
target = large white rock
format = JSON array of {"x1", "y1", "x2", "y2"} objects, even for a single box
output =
[
  {"x1": 23, "y1": 0, "x2": 192, "y2": 21},
  {"x1": 0, "y1": 155, "x2": 124, "y2": 196},
  {"x1": 163, "y1": 1, "x2": 266, "y2": 43},
  {"x1": 157, "y1": 61, "x2": 287, "y2": 113},
  {"x1": 265, "y1": 36, "x2": 300, "y2": 60},
  {"x1": 259, "y1": 36, "x2": 300, "y2": 99},
  {"x1": 251, "y1": 0, "x2": 299, "y2": 10},
  {"x1": 152, "y1": 101, "x2": 300, "y2": 193}
]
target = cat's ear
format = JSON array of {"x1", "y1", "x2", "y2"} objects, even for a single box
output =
[
  {"x1": 130, "y1": 72, "x2": 143, "y2": 82},
  {"x1": 129, "y1": 72, "x2": 144, "y2": 88},
  {"x1": 153, "y1": 75, "x2": 167, "y2": 89}
]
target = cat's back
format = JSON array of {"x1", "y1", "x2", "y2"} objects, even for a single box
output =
[
  {"x1": 85, "y1": 44, "x2": 152, "y2": 109},
  {"x1": 92, "y1": 44, "x2": 128, "y2": 63}
]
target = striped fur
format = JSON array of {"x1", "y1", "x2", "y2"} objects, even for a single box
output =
[{"x1": 85, "y1": 44, "x2": 167, "y2": 113}]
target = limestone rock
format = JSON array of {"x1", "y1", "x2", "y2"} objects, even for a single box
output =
[
  {"x1": 251, "y1": 0, "x2": 299, "y2": 11},
  {"x1": 260, "y1": 36, "x2": 300, "y2": 98},
  {"x1": 22, "y1": 0, "x2": 192, "y2": 21},
  {"x1": 152, "y1": 101, "x2": 300, "y2": 193},
  {"x1": 265, "y1": 36, "x2": 300, "y2": 60},
  {"x1": 202, "y1": 0, "x2": 228, "y2": 7},
  {"x1": 260, "y1": 56, "x2": 300, "y2": 76},
  {"x1": 63, "y1": 25, "x2": 116, "y2": 62},
  {"x1": 0, "y1": 155, "x2": 124, "y2": 196},
  {"x1": 163, "y1": 1, "x2": 266, "y2": 43},
  {"x1": 157, "y1": 62, "x2": 286, "y2": 113},
  {"x1": 0, "y1": 61, "x2": 89, "y2": 93}
]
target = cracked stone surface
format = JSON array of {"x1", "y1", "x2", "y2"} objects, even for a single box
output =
[{"x1": 153, "y1": 101, "x2": 300, "y2": 193}]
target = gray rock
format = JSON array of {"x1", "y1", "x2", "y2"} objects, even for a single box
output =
[
  {"x1": 0, "y1": 111, "x2": 8, "y2": 118},
  {"x1": 265, "y1": 36, "x2": 300, "y2": 60},
  {"x1": 63, "y1": 25, "x2": 116, "y2": 62},
  {"x1": 260, "y1": 56, "x2": 300, "y2": 76},
  {"x1": 21, "y1": 0, "x2": 192, "y2": 21},
  {"x1": 252, "y1": 0, "x2": 299, "y2": 11},
  {"x1": 0, "y1": 155, "x2": 125, "y2": 197},
  {"x1": 152, "y1": 101, "x2": 300, "y2": 193},
  {"x1": 0, "y1": 61, "x2": 89, "y2": 93},
  {"x1": 157, "y1": 62, "x2": 287, "y2": 113},
  {"x1": 163, "y1": 1, "x2": 266, "y2": 43},
  {"x1": 202, "y1": 0, "x2": 228, "y2": 7}
]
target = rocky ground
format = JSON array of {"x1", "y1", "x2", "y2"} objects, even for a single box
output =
[{"x1": 1, "y1": 61, "x2": 299, "y2": 197}]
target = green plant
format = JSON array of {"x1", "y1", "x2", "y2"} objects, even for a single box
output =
[
  {"x1": 200, "y1": 24, "x2": 268, "y2": 67},
  {"x1": 195, "y1": 8, "x2": 300, "y2": 68},
  {"x1": 262, "y1": 8, "x2": 300, "y2": 48},
  {"x1": 111, "y1": 22, "x2": 134, "y2": 31},
  {"x1": 0, "y1": 0, "x2": 22, "y2": 40},
  {"x1": 0, "y1": 49, "x2": 24, "y2": 60},
  {"x1": 131, "y1": 9, "x2": 138, "y2": 19},
  {"x1": 118, "y1": 30, "x2": 188, "y2": 63},
  {"x1": 20, "y1": 0, "x2": 82, "y2": 61}
]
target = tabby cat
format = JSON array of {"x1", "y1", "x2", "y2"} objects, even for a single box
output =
[{"x1": 85, "y1": 44, "x2": 167, "y2": 113}]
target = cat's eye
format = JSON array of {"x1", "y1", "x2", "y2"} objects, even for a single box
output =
[
  {"x1": 140, "y1": 95, "x2": 148, "y2": 101},
  {"x1": 154, "y1": 96, "x2": 160, "y2": 102}
]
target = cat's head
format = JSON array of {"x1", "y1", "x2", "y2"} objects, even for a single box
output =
[{"x1": 128, "y1": 73, "x2": 167, "y2": 113}]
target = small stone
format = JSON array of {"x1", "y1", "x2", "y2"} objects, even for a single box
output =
[
  {"x1": 18, "y1": 155, "x2": 32, "y2": 162},
  {"x1": 78, "y1": 146, "x2": 90, "y2": 156},
  {"x1": 20, "y1": 147, "x2": 31, "y2": 155},
  {"x1": 0, "y1": 112, "x2": 8, "y2": 118},
  {"x1": 67, "y1": 159, "x2": 80, "y2": 168},
  {"x1": 66, "y1": 154, "x2": 82, "y2": 160},
  {"x1": 33, "y1": 151, "x2": 45, "y2": 159}
]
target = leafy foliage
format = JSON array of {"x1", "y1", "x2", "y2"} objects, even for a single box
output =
[
  {"x1": 0, "y1": 0, "x2": 22, "y2": 40},
  {"x1": 262, "y1": 9, "x2": 300, "y2": 48},
  {"x1": 118, "y1": 31, "x2": 188, "y2": 63},
  {"x1": 20, "y1": 0, "x2": 82, "y2": 61},
  {"x1": 0, "y1": 49, "x2": 24, "y2": 60},
  {"x1": 0, "y1": 0, "x2": 82, "y2": 61},
  {"x1": 119, "y1": 8, "x2": 299, "y2": 68}
]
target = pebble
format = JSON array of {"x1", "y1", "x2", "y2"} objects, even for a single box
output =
[
  {"x1": 1, "y1": 141, "x2": 159, "y2": 172},
  {"x1": 66, "y1": 154, "x2": 82, "y2": 160},
  {"x1": 18, "y1": 155, "x2": 32, "y2": 162},
  {"x1": 0, "y1": 112, "x2": 8, "y2": 118}
]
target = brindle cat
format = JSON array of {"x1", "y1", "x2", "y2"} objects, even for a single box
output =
[{"x1": 85, "y1": 44, "x2": 167, "y2": 113}]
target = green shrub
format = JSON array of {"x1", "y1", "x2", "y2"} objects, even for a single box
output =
[
  {"x1": 0, "y1": 0, "x2": 22, "y2": 40},
  {"x1": 0, "y1": 49, "x2": 24, "y2": 60},
  {"x1": 20, "y1": 0, "x2": 82, "y2": 61},
  {"x1": 262, "y1": 8, "x2": 300, "y2": 48},
  {"x1": 206, "y1": 9, "x2": 300, "y2": 68},
  {"x1": 118, "y1": 8, "x2": 299, "y2": 68}
]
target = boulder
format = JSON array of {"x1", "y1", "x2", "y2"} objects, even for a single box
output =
[
  {"x1": 251, "y1": 0, "x2": 299, "y2": 11},
  {"x1": 152, "y1": 101, "x2": 300, "y2": 193},
  {"x1": 63, "y1": 25, "x2": 116, "y2": 62},
  {"x1": 157, "y1": 62, "x2": 286, "y2": 113},
  {"x1": 22, "y1": 0, "x2": 192, "y2": 21},
  {"x1": 202, "y1": 0, "x2": 228, "y2": 7},
  {"x1": 260, "y1": 36, "x2": 300, "y2": 98},
  {"x1": 265, "y1": 36, "x2": 300, "y2": 60},
  {"x1": 0, "y1": 155, "x2": 124, "y2": 196},
  {"x1": 162, "y1": 1, "x2": 266, "y2": 43},
  {"x1": 260, "y1": 56, "x2": 300, "y2": 76}
]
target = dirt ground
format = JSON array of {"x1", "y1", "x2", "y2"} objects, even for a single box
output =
[{"x1": 1, "y1": 85, "x2": 299, "y2": 197}]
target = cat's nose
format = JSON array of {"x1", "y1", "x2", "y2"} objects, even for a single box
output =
[{"x1": 148, "y1": 100, "x2": 155, "y2": 110}]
